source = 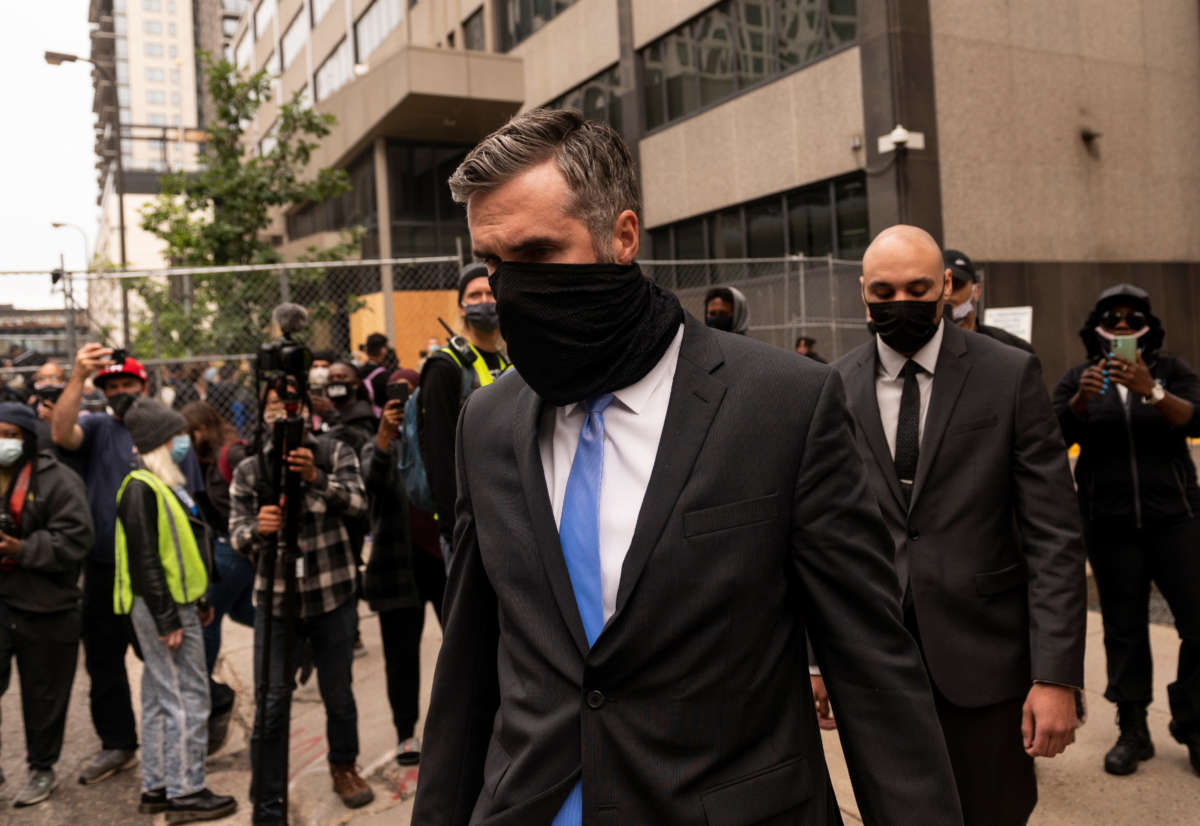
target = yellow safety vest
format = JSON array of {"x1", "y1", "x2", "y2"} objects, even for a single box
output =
[
  {"x1": 439, "y1": 342, "x2": 510, "y2": 389},
  {"x1": 113, "y1": 470, "x2": 209, "y2": 615}
]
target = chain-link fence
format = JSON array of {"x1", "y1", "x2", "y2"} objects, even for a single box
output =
[{"x1": 2, "y1": 255, "x2": 865, "y2": 428}]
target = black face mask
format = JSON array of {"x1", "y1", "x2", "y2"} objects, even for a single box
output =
[
  {"x1": 463, "y1": 301, "x2": 500, "y2": 333},
  {"x1": 706, "y1": 314, "x2": 734, "y2": 332},
  {"x1": 490, "y1": 261, "x2": 684, "y2": 407},
  {"x1": 867, "y1": 300, "x2": 942, "y2": 354},
  {"x1": 326, "y1": 382, "x2": 353, "y2": 405},
  {"x1": 108, "y1": 392, "x2": 138, "y2": 421}
]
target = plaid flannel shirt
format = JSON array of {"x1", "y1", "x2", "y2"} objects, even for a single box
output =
[{"x1": 228, "y1": 436, "x2": 367, "y2": 618}]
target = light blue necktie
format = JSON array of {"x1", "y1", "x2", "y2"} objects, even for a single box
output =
[{"x1": 552, "y1": 393, "x2": 614, "y2": 826}]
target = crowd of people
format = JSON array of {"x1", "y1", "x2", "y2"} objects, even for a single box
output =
[{"x1": 0, "y1": 106, "x2": 1197, "y2": 826}]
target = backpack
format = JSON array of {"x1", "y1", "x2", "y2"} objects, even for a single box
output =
[
  {"x1": 361, "y1": 366, "x2": 388, "y2": 418},
  {"x1": 217, "y1": 440, "x2": 247, "y2": 485},
  {"x1": 398, "y1": 353, "x2": 473, "y2": 513}
]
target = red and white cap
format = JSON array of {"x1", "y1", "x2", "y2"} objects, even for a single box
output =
[{"x1": 94, "y1": 356, "x2": 148, "y2": 388}]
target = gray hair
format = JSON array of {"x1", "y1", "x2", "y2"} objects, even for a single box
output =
[{"x1": 448, "y1": 108, "x2": 641, "y2": 259}]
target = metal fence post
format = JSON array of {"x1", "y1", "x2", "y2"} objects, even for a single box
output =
[
  {"x1": 827, "y1": 254, "x2": 837, "y2": 358},
  {"x1": 278, "y1": 265, "x2": 290, "y2": 304}
]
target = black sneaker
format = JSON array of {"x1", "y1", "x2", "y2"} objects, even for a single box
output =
[
  {"x1": 140, "y1": 788, "x2": 169, "y2": 814},
  {"x1": 165, "y1": 788, "x2": 238, "y2": 823}
]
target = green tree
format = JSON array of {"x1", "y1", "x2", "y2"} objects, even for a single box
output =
[{"x1": 135, "y1": 54, "x2": 356, "y2": 357}]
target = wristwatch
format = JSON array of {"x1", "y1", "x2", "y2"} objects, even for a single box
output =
[{"x1": 1143, "y1": 383, "x2": 1166, "y2": 405}]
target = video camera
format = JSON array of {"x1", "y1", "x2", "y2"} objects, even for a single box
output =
[{"x1": 256, "y1": 303, "x2": 313, "y2": 411}]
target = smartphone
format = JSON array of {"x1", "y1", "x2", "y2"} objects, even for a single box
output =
[
  {"x1": 1109, "y1": 335, "x2": 1138, "y2": 363},
  {"x1": 110, "y1": 347, "x2": 128, "y2": 365},
  {"x1": 386, "y1": 383, "x2": 410, "y2": 406}
]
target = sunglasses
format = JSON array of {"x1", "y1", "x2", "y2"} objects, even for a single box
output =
[{"x1": 1099, "y1": 309, "x2": 1147, "y2": 331}]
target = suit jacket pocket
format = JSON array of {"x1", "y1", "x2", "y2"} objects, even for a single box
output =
[
  {"x1": 947, "y1": 413, "x2": 999, "y2": 436},
  {"x1": 975, "y1": 562, "x2": 1027, "y2": 597},
  {"x1": 701, "y1": 756, "x2": 811, "y2": 826},
  {"x1": 683, "y1": 493, "x2": 779, "y2": 538}
]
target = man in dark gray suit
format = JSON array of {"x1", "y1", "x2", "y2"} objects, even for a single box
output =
[
  {"x1": 826, "y1": 225, "x2": 1087, "y2": 825},
  {"x1": 412, "y1": 110, "x2": 961, "y2": 826}
]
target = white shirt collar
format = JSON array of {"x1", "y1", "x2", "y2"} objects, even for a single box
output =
[
  {"x1": 875, "y1": 318, "x2": 945, "y2": 379},
  {"x1": 561, "y1": 324, "x2": 685, "y2": 417}
]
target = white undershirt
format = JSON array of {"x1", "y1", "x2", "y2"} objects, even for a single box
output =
[
  {"x1": 539, "y1": 325, "x2": 684, "y2": 623},
  {"x1": 874, "y1": 320, "x2": 945, "y2": 458}
]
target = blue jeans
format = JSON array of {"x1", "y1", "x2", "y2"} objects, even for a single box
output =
[
  {"x1": 203, "y1": 537, "x2": 256, "y2": 674},
  {"x1": 250, "y1": 598, "x2": 359, "y2": 822},
  {"x1": 129, "y1": 598, "x2": 209, "y2": 799}
]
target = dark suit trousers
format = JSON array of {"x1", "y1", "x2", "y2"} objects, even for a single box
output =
[
  {"x1": 907, "y1": 602, "x2": 1036, "y2": 826},
  {"x1": 1086, "y1": 516, "x2": 1200, "y2": 734}
]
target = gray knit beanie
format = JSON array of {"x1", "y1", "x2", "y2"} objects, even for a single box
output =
[{"x1": 124, "y1": 398, "x2": 188, "y2": 454}]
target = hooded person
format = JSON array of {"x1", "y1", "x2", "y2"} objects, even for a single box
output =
[
  {"x1": 1053, "y1": 283, "x2": 1200, "y2": 778},
  {"x1": 114, "y1": 398, "x2": 237, "y2": 823},
  {"x1": 703, "y1": 285, "x2": 750, "y2": 334},
  {"x1": 0, "y1": 401, "x2": 93, "y2": 807}
]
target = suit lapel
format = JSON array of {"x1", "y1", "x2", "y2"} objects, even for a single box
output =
[
  {"x1": 511, "y1": 383, "x2": 589, "y2": 656},
  {"x1": 910, "y1": 323, "x2": 971, "y2": 506},
  {"x1": 844, "y1": 343, "x2": 906, "y2": 510},
  {"x1": 610, "y1": 317, "x2": 727, "y2": 621}
]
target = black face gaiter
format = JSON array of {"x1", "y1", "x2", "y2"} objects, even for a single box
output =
[
  {"x1": 867, "y1": 300, "x2": 942, "y2": 354},
  {"x1": 490, "y1": 262, "x2": 684, "y2": 406}
]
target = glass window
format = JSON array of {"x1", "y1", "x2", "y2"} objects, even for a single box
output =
[
  {"x1": 828, "y1": 0, "x2": 856, "y2": 47},
  {"x1": 642, "y1": 41, "x2": 666, "y2": 130},
  {"x1": 146, "y1": 67, "x2": 165, "y2": 81},
  {"x1": 311, "y1": 0, "x2": 335, "y2": 25},
  {"x1": 117, "y1": 37, "x2": 128, "y2": 58},
  {"x1": 356, "y1": 0, "x2": 405, "y2": 61},
  {"x1": 235, "y1": 33, "x2": 252, "y2": 68},
  {"x1": 777, "y1": 0, "x2": 826, "y2": 71},
  {"x1": 787, "y1": 183, "x2": 832, "y2": 256},
  {"x1": 546, "y1": 65, "x2": 624, "y2": 131},
  {"x1": 167, "y1": 0, "x2": 175, "y2": 11},
  {"x1": 712, "y1": 207, "x2": 745, "y2": 258},
  {"x1": 315, "y1": 38, "x2": 352, "y2": 100},
  {"x1": 499, "y1": 0, "x2": 577, "y2": 51},
  {"x1": 834, "y1": 175, "x2": 868, "y2": 258},
  {"x1": 147, "y1": 112, "x2": 167, "y2": 125},
  {"x1": 117, "y1": 86, "x2": 130, "y2": 106},
  {"x1": 281, "y1": 12, "x2": 308, "y2": 69},
  {"x1": 222, "y1": 17, "x2": 239, "y2": 36},
  {"x1": 694, "y1": 3, "x2": 736, "y2": 106},
  {"x1": 463, "y1": 8, "x2": 485, "y2": 51},
  {"x1": 147, "y1": 89, "x2": 166, "y2": 104},
  {"x1": 746, "y1": 196, "x2": 785, "y2": 257},
  {"x1": 297, "y1": 84, "x2": 313, "y2": 109},
  {"x1": 663, "y1": 28, "x2": 699, "y2": 121},
  {"x1": 171, "y1": 91, "x2": 182, "y2": 105},
  {"x1": 143, "y1": 0, "x2": 161, "y2": 9},
  {"x1": 255, "y1": 0, "x2": 277, "y2": 38},
  {"x1": 117, "y1": 62, "x2": 130, "y2": 82},
  {"x1": 223, "y1": 0, "x2": 247, "y2": 11},
  {"x1": 169, "y1": 45, "x2": 177, "y2": 58},
  {"x1": 650, "y1": 227, "x2": 672, "y2": 259},
  {"x1": 675, "y1": 217, "x2": 706, "y2": 259},
  {"x1": 145, "y1": 41, "x2": 163, "y2": 56},
  {"x1": 265, "y1": 50, "x2": 279, "y2": 76},
  {"x1": 168, "y1": 22, "x2": 176, "y2": 36},
  {"x1": 170, "y1": 68, "x2": 181, "y2": 83},
  {"x1": 144, "y1": 20, "x2": 163, "y2": 34},
  {"x1": 115, "y1": 14, "x2": 128, "y2": 34},
  {"x1": 738, "y1": 0, "x2": 774, "y2": 87}
]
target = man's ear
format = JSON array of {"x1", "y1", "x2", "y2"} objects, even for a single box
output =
[{"x1": 611, "y1": 210, "x2": 639, "y2": 265}]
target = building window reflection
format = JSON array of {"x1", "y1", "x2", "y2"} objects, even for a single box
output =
[
  {"x1": 545, "y1": 65, "x2": 626, "y2": 132},
  {"x1": 498, "y1": 0, "x2": 577, "y2": 52}
]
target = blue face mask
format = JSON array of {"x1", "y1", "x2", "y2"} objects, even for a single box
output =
[{"x1": 169, "y1": 435, "x2": 191, "y2": 464}]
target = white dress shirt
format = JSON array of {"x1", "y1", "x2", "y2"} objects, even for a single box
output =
[
  {"x1": 875, "y1": 320, "x2": 945, "y2": 459},
  {"x1": 539, "y1": 325, "x2": 685, "y2": 624}
]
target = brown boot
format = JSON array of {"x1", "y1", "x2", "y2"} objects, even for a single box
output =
[{"x1": 330, "y1": 764, "x2": 374, "y2": 809}]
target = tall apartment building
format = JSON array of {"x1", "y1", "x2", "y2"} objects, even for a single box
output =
[{"x1": 234, "y1": 1, "x2": 1200, "y2": 376}]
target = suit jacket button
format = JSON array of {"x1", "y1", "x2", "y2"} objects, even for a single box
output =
[
  {"x1": 908, "y1": 530, "x2": 920, "y2": 541},
  {"x1": 586, "y1": 690, "x2": 605, "y2": 709}
]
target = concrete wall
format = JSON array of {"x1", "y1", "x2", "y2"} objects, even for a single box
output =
[
  {"x1": 631, "y1": 0, "x2": 720, "y2": 48},
  {"x1": 931, "y1": 0, "x2": 1200, "y2": 262},
  {"x1": 511, "y1": 0, "x2": 621, "y2": 108},
  {"x1": 639, "y1": 46, "x2": 866, "y2": 228}
]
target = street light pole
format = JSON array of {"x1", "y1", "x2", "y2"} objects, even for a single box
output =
[
  {"x1": 51, "y1": 221, "x2": 89, "y2": 357},
  {"x1": 46, "y1": 50, "x2": 131, "y2": 346}
]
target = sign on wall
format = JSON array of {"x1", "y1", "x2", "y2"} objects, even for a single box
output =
[{"x1": 983, "y1": 306, "x2": 1034, "y2": 343}]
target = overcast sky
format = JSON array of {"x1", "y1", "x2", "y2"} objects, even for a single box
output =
[{"x1": 0, "y1": 0, "x2": 97, "y2": 308}]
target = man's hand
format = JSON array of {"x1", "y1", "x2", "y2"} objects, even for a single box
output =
[
  {"x1": 1106, "y1": 353, "x2": 1156, "y2": 397},
  {"x1": 1022, "y1": 683, "x2": 1079, "y2": 757},
  {"x1": 287, "y1": 447, "x2": 317, "y2": 483},
  {"x1": 810, "y1": 676, "x2": 837, "y2": 730},
  {"x1": 73, "y1": 343, "x2": 114, "y2": 383},
  {"x1": 159, "y1": 629, "x2": 183, "y2": 650},
  {"x1": 310, "y1": 394, "x2": 334, "y2": 416},
  {"x1": 257, "y1": 504, "x2": 283, "y2": 536},
  {"x1": 0, "y1": 532, "x2": 21, "y2": 557},
  {"x1": 376, "y1": 400, "x2": 404, "y2": 450}
]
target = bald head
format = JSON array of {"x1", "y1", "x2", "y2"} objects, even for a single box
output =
[{"x1": 860, "y1": 224, "x2": 952, "y2": 306}]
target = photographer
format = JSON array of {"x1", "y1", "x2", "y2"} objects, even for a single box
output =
[
  {"x1": 0, "y1": 402, "x2": 93, "y2": 807},
  {"x1": 228, "y1": 384, "x2": 374, "y2": 821},
  {"x1": 361, "y1": 376, "x2": 445, "y2": 767}
]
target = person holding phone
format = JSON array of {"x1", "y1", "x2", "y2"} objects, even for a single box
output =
[
  {"x1": 1053, "y1": 283, "x2": 1200, "y2": 778},
  {"x1": 359, "y1": 375, "x2": 445, "y2": 767}
]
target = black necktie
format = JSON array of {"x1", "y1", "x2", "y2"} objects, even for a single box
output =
[{"x1": 894, "y1": 360, "x2": 923, "y2": 505}]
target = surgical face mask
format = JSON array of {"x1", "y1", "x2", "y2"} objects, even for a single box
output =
[
  {"x1": 202, "y1": 367, "x2": 218, "y2": 383},
  {"x1": 169, "y1": 434, "x2": 191, "y2": 464},
  {"x1": 107, "y1": 392, "x2": 138, "y2": 421},
  {"x1": 950, "y1": 299, "x2": 975, "y2": 322},
  {"x1": 309, "y1": 365, "x2": 330, "y2": 389},
  {"x1": 0, "y1": 438, "x2": 24, "y2": 467},
  {"x1": 867, "y1": 299, "x2": 942, "y2": 355},
  {"x1": 706, "y1": 314, "x2": 734, "y2": 332},
  {"x1": 463, "y1": 301, "x2": 500, "y2": 333},
  {"x1": 263, "y1": 409, "x2": 286, "y2": 425}
]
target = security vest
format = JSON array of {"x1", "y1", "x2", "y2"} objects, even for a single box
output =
[
  {"x1": 438, "y1": 342, "x2": 510, "y2": 390},
  {"x1": 113, "y1": 470, "x2": 209, "y2": 615}
]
